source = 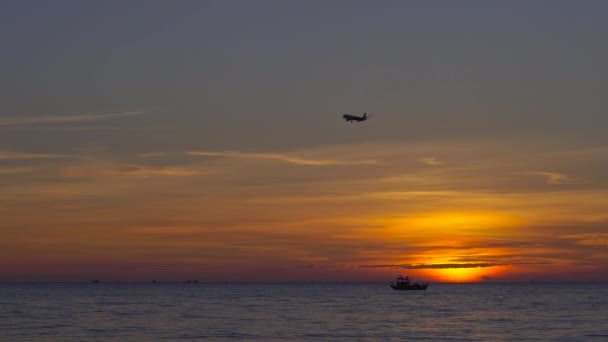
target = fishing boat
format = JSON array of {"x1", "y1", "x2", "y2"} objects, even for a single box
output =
[{"x1": 390, "y1": 275, "x2": 428, "y2": 290}]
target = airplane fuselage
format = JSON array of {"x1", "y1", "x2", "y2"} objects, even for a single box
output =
[{"x1": 343, "y1": 113, "x2": 368, "y2": 122}]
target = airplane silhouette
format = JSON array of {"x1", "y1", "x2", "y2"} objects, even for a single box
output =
[{"x1": 342, "y1": 113, "x2": 370, "y2": 122}]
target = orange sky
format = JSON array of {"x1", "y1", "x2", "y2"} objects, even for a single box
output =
[
  {"x1": 2, "y1": 140, "x2": 608, "y2": 282},
  {"x1": 2, "y1": 2, "x2": 608, "y2": 282}
]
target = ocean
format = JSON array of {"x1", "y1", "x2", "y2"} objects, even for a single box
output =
[{"x1": 1, "y1": 282, "x2": 606, "y2": 341}]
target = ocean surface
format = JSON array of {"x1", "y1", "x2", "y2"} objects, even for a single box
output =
[{"x1": 1, "y1": 282, "x2": 607, "y2": 341}]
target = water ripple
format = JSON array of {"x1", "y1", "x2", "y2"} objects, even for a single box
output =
[{"x1": 0, "y1": 282, "x2": 606, "y2": 341}]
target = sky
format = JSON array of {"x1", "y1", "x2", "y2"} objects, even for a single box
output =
[{"x1": 1, "y1": 1, "x2": 608, "y2": 282}]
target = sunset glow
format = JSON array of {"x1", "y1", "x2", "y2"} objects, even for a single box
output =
[
  {"x1": 424, "y1": 266, "x2": 511, "y2": 283},
  {"x1": 2, "y1": 2, "x2": 608, "y2": 283}
]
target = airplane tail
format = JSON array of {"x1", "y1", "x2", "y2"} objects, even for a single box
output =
[{"x1": 363, "y1": 112, "x2": 367, "y2": 118}]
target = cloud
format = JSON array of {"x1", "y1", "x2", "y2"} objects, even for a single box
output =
[
  {"x1": 0, "y1": 167, "x2": 34, "y2": 174},
  {"x1": 295, "y1": 264, "x2": 357, "y2": 270},
  {"x1": 117, "y1": 165, "x2": 200, "y2": 177},
  {"x1": 560, "y1": 233, "x2": 608, "y2": 246},
  {"x1": 522, "y1": 171, "x2": 588, "y2": 185},
  {"x1": 187, "y1": 150, "x2": 378, "y2": 166},
  {"x1": 61, "y1": 164, "x2": 201, "y2": 178},
  {"x1": 359, "y1": 263, "x2": 507, "y2": 269},
  {"x1": 247, "y1": 191, "x2": 465, "y2": 204},
  {"x1": 0, "y1": 111, "x2": 143, "y2": 126},
  {"x1": 420, "y1": 157, "x2": 444, "y2": 166},
  {"x1": 138, "y1": 152, "x2": 167, "y2": 158},
  {"x1": 544, "y1": 146, "x2": 608, "y2": 159},
  {"x1": 2, "y1": 126, "x2": 145, "y2": 132},
  {"x1": 0, "y1": 151, "x2": 65, "y2": 160}
]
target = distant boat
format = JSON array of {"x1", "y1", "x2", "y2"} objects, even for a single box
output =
[{"x1": 390, "y1": 275, "x2": 428, "y2": 291}]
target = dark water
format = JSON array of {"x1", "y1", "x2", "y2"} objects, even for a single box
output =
[{"x1": 1, "y1": 282, "x2": 607, "y2": 341}]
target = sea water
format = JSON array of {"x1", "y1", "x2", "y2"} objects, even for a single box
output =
[{"x1": 1, "y1": 282, "x2": 606, "y2": 341}]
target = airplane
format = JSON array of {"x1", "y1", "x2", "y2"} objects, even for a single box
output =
[{"x1": 342, "y1": 112, "x2": 371, "y2": 122}]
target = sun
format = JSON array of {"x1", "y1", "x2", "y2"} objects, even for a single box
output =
[
  {"x1": 372, "y1": 210, "x2": 520, "y2": 282},
  {"x1": 423, "y1": 265, "x2": 507, "y2": 282}
]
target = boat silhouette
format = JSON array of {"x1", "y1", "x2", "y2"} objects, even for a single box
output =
[{"x1": 390, "y1": 275, "x2": 428, "y2": 291}]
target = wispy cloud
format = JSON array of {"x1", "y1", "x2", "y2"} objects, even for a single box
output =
[
  {"x1": 560, "y1": 233, "x2": 608, "y2": 246},
  {"x1": 61, "y1": 164, "x2": 201, "y2": 178},
  {"x1": 0, "y1": 111, "x2": 143, "y2": 126},
  {"x1": 138, "y1": 152, "x2": 167, "y2": 158},
  {"x1": 359, "y1": 263, "x2": 507, "y2": 269},
  {"x1": 2, "y1": 126, "x2": 145, "y2": 132},
  {"x1": 117, "y1": 165, "x2": 200, "y2": 177},
  {"x1": 187, "y1": 150, "x2": 378, "y2": 166},
  {"x1": 523, "y1": 171, "x2": 588, "y2": 185},
  {"x1": 544, "y1": 146, "x2": 608, "y2": 159},
  {"x1": 0, "y1": 167, "x2": 34, "y2": 174},
  {"x1": 0, "y1": 151, "x2": 65, "y2": 160},
  {"x1": 419, "y1": 157, "x2": 444, "y2": 166}
]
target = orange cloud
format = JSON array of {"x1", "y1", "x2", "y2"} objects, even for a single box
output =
[{"x1": 187, "y1": 150, "x2": 378, "y2": 166}]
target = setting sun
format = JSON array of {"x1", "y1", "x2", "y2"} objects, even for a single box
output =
[{"x1": 423, "y1": 266, "x2": 509, "y2": 282}]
